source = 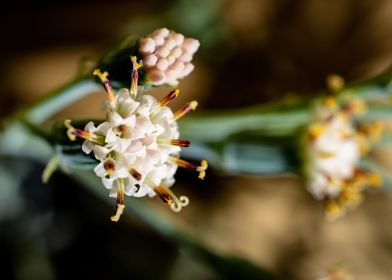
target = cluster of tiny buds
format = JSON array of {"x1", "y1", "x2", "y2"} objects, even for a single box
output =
[{"x1": 139, "y1": 28, "x2": 200, "y2": 86}]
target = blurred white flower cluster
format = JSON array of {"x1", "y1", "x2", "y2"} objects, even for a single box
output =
[
  {"x1": 65, "y1": 53, "x2": 206, "y2": 222},
  {"x1": 305, "y1": 96, "x2": 383, "y2": 219},
  {"x1": 139, "y1": 28, "x2": 200, "y2": 86}
]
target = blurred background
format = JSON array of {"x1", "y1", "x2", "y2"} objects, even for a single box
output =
[{"x1": 1, "y1": 0, "x2": 392, "y2": 279}]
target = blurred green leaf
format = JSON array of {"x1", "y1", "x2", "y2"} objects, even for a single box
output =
[{"x1": 73, "y1": 169, "x2": 280, "y2": 280}]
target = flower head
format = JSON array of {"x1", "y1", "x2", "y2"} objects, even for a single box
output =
[
  {"x1": 65, "y1": 56, "x2": 207, "y2": 222},
  {"x1": 139, "y1": 27, "x2": 200, "y2": 86},
  {"x1": 304, "y1": 95, "x2": 383, "y2": 220}
]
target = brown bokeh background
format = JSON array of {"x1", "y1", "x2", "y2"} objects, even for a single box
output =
[{"x1": 2, "y1": 0, "x2": 392, "y2": 279}]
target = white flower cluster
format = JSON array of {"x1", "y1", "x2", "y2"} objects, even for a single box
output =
[
  {"x1": 139, "y1": 28, "x2": 200, "y2": 86},
  {"x1": 306, "y1": 112, "x2": 360, "y2": 200},
  {"x1": 304, "y1": 97, "x2": 382, "y2": 218},
  {"x1": 83, "y1": 89, "x2": 181, "y2": 200},
  {"x1": 65, "y1": 53, "x2": 207, "y2": 222}
]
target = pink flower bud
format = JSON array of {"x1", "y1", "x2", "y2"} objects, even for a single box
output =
[
  {"x1": 139, "y1": 38, "x2": 155, "y2": 54},
  {"x1": 143, "y1": 54, "x2": 158, "y2": 68},
  {"x1": 156, "y1": 59, "x2": 169, "y2": 71},
  {"x1": 155, "y1": 47, "x2": 170, "y2": 58},
  {"x1": 183, "y1": 38, "x2": 200, "y2": 54}
]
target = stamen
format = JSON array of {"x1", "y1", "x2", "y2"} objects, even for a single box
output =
[
  {"x1": 150, "y1": 89, "x2": 180, "y2": 117},
  {"x1": 324, "y1": 200, "x2": 345, "y2": 221},
  {"x1": 323, "y1": 96, "x2": 337, "y2": 109},
  {"x1": 130, "y1": 56, "x2": 142, "y2": 98},
  {"x1": 358, "y1": 121, "x2": 384, "y2": 142},
  {"x1": 160, "y1": 89, "x2": 180, "y2": 107},
  {"x1": 343, "y1": 98, "x2": 366, "y2": 115},
  {"x1": 93, "y1": 69, "x2": 117, "y2": 110},
  {"x1": 128, "y1": 167, "x2": 142, "y2": 181},
  {"x1": 64, "y1": 120, "x2": 104, "y2": 144},
  {"x1": 170, "y1": 139, "x2": 190, "y2": 147},
  {"x1": 173, "y1": 100, "x2": 198, "y2": 121},
  {"x1": 150, "y1": 183, "x2": 174, "y2": 205},
  {"x1": 148, "y1": 181, "x2": 189, "y2": 212},
  {"x1": 308, "y1": 123, "x2": 325, "y2": 141},
  {"x1": 111, "y1": 179, "x2": 125, "y2": 222},
  {"x1": 326, "y1": 74, "x2": 345, "y2": 93},
  {"x1": 157, "y1": 138, "x2": 190, "y2": 147},
  {"x1": 64, "y1": 119, "x2": 76, "y2": 141},
  {"x1": 367, "y1": 172, "x2": 382, "y2": 187},
  {"x1": 170, "y1": 157, "x2": 208, "y2": 179}
]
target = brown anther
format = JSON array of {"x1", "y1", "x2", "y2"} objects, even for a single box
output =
[
  {"x1": 129, "y1": 168, "x2": 142, "y2": 181},
  {"x1": 160, "y1": 89, "x2": 179, "y2": 107},
  {"x1": 171, "y1": 158, "x2": 208, "y2": 179},
  {"x1": 169, "y1": 139, "x2": 190, "y2": 147},
  {"x1": 153, "y1": 185, "x2": 174, "y2": 205}
]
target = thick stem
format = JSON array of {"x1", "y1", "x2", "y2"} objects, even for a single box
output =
[{"x1": 23, "y1": 76, "x2": 101, "y2": 125}]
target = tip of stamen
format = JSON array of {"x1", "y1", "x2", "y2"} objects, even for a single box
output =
[
  {"x1": 93, "y1": 69, "x2": 109, "y2": 81},
  {"x1": 197, "y1": 160, "x2": 208, "y2": 180},
  {"x1": 159, "y1": 89, "x2": 180, "y2": 107},
  {"x1": 173, "y1": 89, "x2": 180, "y2": 97},
  {"x1": 189, "y1": 100, "x2": 198, "y2": 110},
  {"x1": 326, "y1": 74, "x2": 345, "y2": 93},
  {"x1": 170, "y1": 196, "x2": 189, "y2": 212},
  {"x1": 367, "y1": 173, "x2": 382, "y2": 187},
  {"x1": 130, "y1": 56, "x2": 142, "y2": 70},
  {"x1": 110, "y1": 204, "x2": 125, "y2": 222},
  {"x1": 64, "y1": 119, "x2": 76, "y2": 141}
]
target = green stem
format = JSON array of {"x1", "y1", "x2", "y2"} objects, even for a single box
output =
[
  {"x1": 73, "y1": 170, "x2": 280, "y2": 279},
  {"x1": 23, "y1": 76, "x2": 100, "y2": 125},
  {"x1": 179, "y1": 105, "x2": 310, "y2": 142}
]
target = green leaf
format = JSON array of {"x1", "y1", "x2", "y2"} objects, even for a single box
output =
[{"x1": 72, "y1": 169, "x2": 280, "y2": 280}]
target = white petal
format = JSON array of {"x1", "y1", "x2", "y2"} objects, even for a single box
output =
[
  {"x1": 93, "y1": 145, "x2": 111, "y2": 160},
  {"x1": 94, "y1": 162, "x2": 107, "y2": 177},
  {"x1": 82, "y1": 141, "x2": 94, "y2": 154}
]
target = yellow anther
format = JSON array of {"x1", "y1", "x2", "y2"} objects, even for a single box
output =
[
  {"x1": 189, "y1": 101, "x2": 198, "y2": 110},
  {"x1": 130, "y1": 56, "x2": 142, "y2": 70},
  {"x1": 339, "y1": 188, "x2": 362, "y2": 209},
  {"x1": 196, "y1": 160, "x2": 208, "y2": 180},
  {"x1": 325, "y1": 200, "x2": 344, "y2": 221},
  {"x1": 309, "y1": 124, "x2": 325, "y2": 139},
  {"x1": 173, "y1": 101, "x2": 198, "y2": 121},
  {"x1": 351, "y1": 98, "x2": 366, "y2": 115},
  {"x1": 64, "y1": 119, "x2": 76, "y2": 141},
  {"x1": 327, "y1": 74, "x2": 345, "y2": 93},
  {"x1": 111, "y1": 204, "x2": 125, "y2": 222},
  {"x1": 111, "y1": 179, "x2": 125, "y2": 222},
  {"x1": 367, "y1": 173, "x2": 382, "y2": 187},
  {"x1": 368, "y1": 121, "x2": 384, "y2": 142},
  {"x1": 93, "y1": 69, "x2": 109, "y2": 82},
  {"x1": 324, "y1": 96, "x2": 337, "y2": 108}
]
